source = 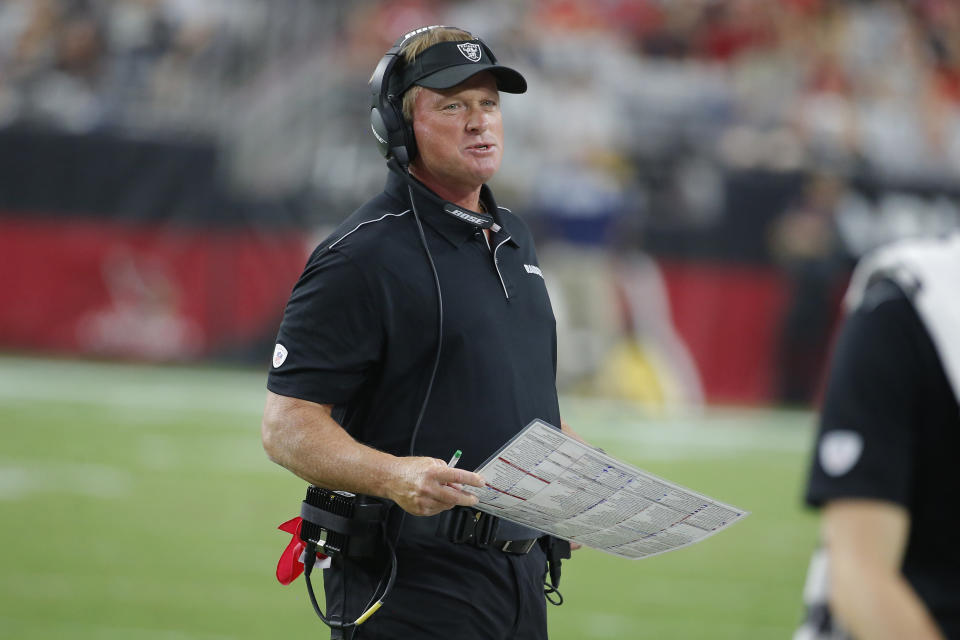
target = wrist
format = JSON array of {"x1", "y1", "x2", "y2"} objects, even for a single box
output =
[{"x1": 376, "y1": 453, "x2": 405, "y2": 503}]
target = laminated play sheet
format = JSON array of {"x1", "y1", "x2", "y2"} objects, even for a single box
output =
[{"x1": 462, "y1": 419, "x2": 749, "y2": 559}]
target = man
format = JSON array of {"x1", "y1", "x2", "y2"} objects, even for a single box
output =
[
  {"x1": 262, "y1": 26, "x2": 574, "y2": 639},
  {"x1": 795, "y1": 233, "x2": 960, "y2": 639}
]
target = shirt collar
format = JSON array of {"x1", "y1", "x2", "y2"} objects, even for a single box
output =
[{"x1": 383, "y1": 171, "x2": 519, "y2": 248}]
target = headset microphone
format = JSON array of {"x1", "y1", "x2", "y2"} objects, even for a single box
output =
[
  {"x1": 385, "y1": 158, "x2": 501, "y2": 232},
  {"x1": 444, "y1": 203, "x2": 501, "y2": 233}
]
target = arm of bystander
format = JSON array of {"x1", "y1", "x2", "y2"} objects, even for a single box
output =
[{"x1": 823, "y1": 498, "x2": 945, "y2": 640}]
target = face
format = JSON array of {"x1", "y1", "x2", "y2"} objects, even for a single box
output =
[{"x1": 410, "y1": 72, "x2": 504, "y2": 194}]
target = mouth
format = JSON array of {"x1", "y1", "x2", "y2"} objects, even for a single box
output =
[{"x1": 466, "y1": 142, "x2": 495, "y2": 152}]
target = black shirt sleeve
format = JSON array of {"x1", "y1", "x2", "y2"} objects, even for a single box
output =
[
  {"x1": 267, "y1": 247, "x2": 383, "y2": 405},
  {"x1": 806, "y1": 279, "x2": 921, "y2": 509}
]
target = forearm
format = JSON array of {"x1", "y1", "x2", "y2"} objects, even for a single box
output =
[
  {"x1": 824, "y1": 500, "x2": 945, "y2": 640},
  {"x1": 261, "y1": 391, "x2": 484, "y2": 515},
  {"x1": 261, "y1": 393, "x2": 399, "y2": 499},
  {"x1": 830, "y1": 560, "x2": 944, "y2": 640}
]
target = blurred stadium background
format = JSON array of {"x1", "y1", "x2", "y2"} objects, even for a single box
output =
[{"x1": 2, "y1": 0, "x2": 958, "y2": 637}]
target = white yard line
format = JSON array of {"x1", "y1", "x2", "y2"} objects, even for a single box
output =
[
  {"x1": 561, "y1": 396, "x2": 815, "y2": 457},
  {"x1": 0, "y1": 617, "x2": 236, "y2": 640},
  {"x1": 0, "y1": 461, "x2": 133, "y2": 499},
  {"x1": 0, "y1": 356, "x2": 266, "y2": 415}
]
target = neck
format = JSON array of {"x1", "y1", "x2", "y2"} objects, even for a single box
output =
[{"x1": 409, "y1": 164, "x2": 482, "y2": 212}]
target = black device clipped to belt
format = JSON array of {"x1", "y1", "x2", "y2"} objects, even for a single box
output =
[
  {"x1": 300, "y1": 486, "x2": 387, "y2": 558},
  {"x1": 298, "y1": 486, "x2": 396, "y2": 630}
]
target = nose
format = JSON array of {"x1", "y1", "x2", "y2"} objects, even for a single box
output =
[{"x1": 465, "y1": 108, "x2": 489, "y2": 134}]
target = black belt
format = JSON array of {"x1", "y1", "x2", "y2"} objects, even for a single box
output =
[{"x1": 402, "y1": 508, "x2": 542, "y2": 555}]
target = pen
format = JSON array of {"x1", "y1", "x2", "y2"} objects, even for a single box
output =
[{"x1": 447, "y1": 449, "x2": 462, "y2": 468}]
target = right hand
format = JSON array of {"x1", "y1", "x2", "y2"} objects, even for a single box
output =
[{"x1": 387, "y1": 456, "x2": 486, "y2": 516}]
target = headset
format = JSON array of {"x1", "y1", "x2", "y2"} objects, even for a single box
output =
[
  {"x1": 369, "y1": 25, "x2": 501, "y2": 230},
  {"x1": 368, "y1": 25, "x2": 439, "y2": 167},
  {"x1": 370, "y1": 25, "x2": 497, "y2": 167}
]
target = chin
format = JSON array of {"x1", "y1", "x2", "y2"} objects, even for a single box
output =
[
  {"x1": 473, "y1": 162, "x2": 501, "y2": 183},
  {"x1": 471, "y1": 171, "x2": 498, "y2": 186}
]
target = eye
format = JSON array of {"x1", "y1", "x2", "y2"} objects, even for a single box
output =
[{"x1": 443, "y1": 103, "x2": 460, "y2": 111}]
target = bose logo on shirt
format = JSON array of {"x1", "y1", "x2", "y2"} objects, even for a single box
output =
[
  {"x1": 444, "y1": 205, "x2": 488, "y2": 226},
  {"x1": 524, "y1": 264, "x2": 543, "y2": 278}
]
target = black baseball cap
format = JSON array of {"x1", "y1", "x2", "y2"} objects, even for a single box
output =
[{"x1": 392, "y1": 39, "x2": 527, "y2": 96}]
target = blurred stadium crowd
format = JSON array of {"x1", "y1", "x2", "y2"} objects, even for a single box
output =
[
  {"x1": 2, "y1": 0, "x2": 959, "y2": 407},
  {"x1": 3, "y1": 1, "x2": 960, "y2": 202}
]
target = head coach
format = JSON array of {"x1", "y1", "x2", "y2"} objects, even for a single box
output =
[{"x1": 262, "y1": 25, "x2": 583, "y2": 640}]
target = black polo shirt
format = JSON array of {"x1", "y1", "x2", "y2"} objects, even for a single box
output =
[
  {"x1": 805, "y1": 279, "x2": 960, "y2": 636},
  {"x1": 268, "y1": 170, "x2": 561, "y2": 473}
]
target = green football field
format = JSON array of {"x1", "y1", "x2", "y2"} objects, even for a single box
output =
[{"x1": 0, "y1": 355, "x2": 820, "y2": 639}]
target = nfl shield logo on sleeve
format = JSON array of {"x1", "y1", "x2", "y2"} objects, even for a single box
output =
[
  {"x1": 457, "y1": 42, "x2": 482, "y2": 62},
  {"x1": 819, "y1": 430, "x2": 864, "y2": 477},
  {"x1": 273, "y1": 343, "x2": 288, "y2": 368}
]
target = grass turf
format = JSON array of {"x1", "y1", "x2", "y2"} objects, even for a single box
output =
[{"x1": 0, "y1": 356, "x2": 820, "y2": 639}]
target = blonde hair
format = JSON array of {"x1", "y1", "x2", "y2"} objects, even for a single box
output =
[{"x1": 399, "y1": 27, "x2": 475, "y2": 123}]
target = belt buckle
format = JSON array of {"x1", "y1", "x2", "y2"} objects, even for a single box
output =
[{"x1": 500, "y1": 538, "x2": 536, "y2": 554}]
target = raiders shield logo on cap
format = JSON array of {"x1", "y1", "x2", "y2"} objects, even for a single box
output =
[{"x1": 457, "y1": 42, "x2": 482, "y2": 62}]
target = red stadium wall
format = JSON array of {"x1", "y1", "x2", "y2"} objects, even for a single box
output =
[
  {"x1": 658, "y1": 261, "x2": 846, "y2": 405},
  {"x1": 0, "y1": 215, "x2": 834, "y2": 404},
  {"x1": 0, "y1": 215, "x2": 309, "y2": 360},
  {"x1": 659, "y1": 262, "x2": 790, "y2": 405}
]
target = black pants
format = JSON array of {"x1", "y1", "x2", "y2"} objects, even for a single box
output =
[{"x1": 325, "y1": 534, "x2": 548, "y2": 640}]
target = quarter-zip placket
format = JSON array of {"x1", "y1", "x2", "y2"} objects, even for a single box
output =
[{"x1": 492, "y1": 235, "x2": 512, "y2": 299}]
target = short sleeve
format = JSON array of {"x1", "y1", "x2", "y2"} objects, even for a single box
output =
[
  {"x1": 267, "y1": 248, "x2": 383, "y2": 405},
  {"x1": 805, "y1": 280, "x2": 920, "y2": 509}
]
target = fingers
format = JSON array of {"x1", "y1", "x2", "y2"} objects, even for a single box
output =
[
  {"x1": 436, "y1": 467, "x2": 486, "y2": 488},
  {"x1": 406, "y1": 486, "x2": 477, "y2": 516},
  {"x1": 424, "y1": 467, "x2": 481, "y2": 508},
  {"x1": 437, "y1": 482, "x2": 479, "y2": 508}
]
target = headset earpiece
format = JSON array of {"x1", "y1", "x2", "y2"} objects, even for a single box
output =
[
  {"x1": 369, "y1": 41, "x2": 416, "y2": 165},
  {"x1": 369, "y1": 95, "x2": 414, "y2": 166},
  {"x1": 369, "y1": 25, "x2": 462, "y2": 166}
]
